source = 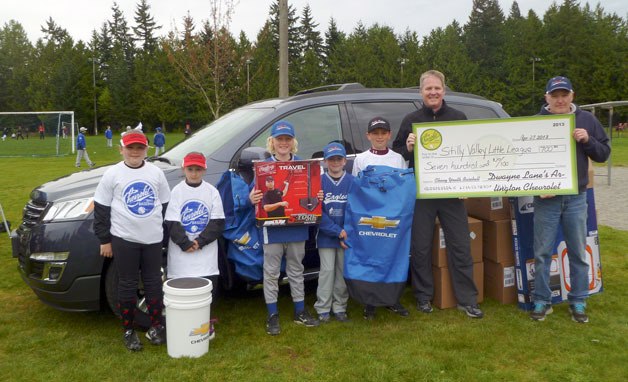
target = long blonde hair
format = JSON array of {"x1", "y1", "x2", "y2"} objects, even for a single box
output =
[{"x1": 266, "y1": 136, "x2": 298, "y2": 155}]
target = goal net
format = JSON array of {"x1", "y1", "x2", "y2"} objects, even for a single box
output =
[{"x1": 0, "y1": 111, "x2": 75, "y2": 157}]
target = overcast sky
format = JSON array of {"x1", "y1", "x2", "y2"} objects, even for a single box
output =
[{"x1": 1, "y1": 0, "x2": 626, "y2": 44}]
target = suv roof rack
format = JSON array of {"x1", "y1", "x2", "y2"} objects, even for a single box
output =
[{"x1": 293, "y1": 83, "x2": 365, "y2": 96}]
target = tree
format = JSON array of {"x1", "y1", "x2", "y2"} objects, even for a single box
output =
[
  {"x1": 295, "y1": 4, "x2": 324, "y2": 90},
  {"x1": 323, "y1": 17, "x2": 347, "y2": 83},
  {"x1": 163, "y1": 0, "x2": 242, "y2": 119},
  {"x1": 133, "y1": 0, "x2": 162, "y2": 53},
  {"x1": 0, "y1": 20, "x2": 33, "y2": 111}
]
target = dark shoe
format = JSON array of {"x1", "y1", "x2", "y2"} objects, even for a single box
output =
[
  {"x1": 208, "y1": 319, "x2": 217, "y2": 340},
  {"x1": 417, "y1": 300, "x2": 433, "y2": 313},
  {"x1": 266, "y1": 313, "x2": 281, "y2": 335},
  {"x1": 294, "y1": 310, "x2": 320, "y2": 327},
  {"x1": 145, "y1": 324, "x2": 166, "y2": 345},
  {"x1": 124, "y1": 329, "x2": 143, "y2": 351},
  {"x1": 387, "y1": 303, "x2": 409, "y2": 317},
  {"x1": 334, "y1": 312, "x2": 350, "y2": 322},
  {"x1": 569, "y1": 303, "x2": 589, "y2": 323},
  {"x1": 363, "y1": 305, "x2": 376, "y2": 320},
  {"x1": 530, "y1": 302, "x2": 553, "y2": 321},
  {"x1": 318, "y1": 312, "x2": 331, "y2": 323},
  {"x1": 457, "y1": 304, "x2": 484, "y2": 319},
  {"x1": 89, "y1": 162, "x2": 96, "y2": 168}
]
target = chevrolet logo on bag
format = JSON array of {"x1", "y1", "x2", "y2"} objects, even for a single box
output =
[
  {"x1": 234, "y1": 232, "x2": 251, "y2": 245},
  {"x1": 358, "y1": 216, "x2": 400, "y2": 229}
]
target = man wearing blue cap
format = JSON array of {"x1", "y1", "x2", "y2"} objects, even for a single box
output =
[
  {"x1": 530, "y1": 76, "x2": 610, "y2": 323},
  {"x1": 153, "y1": 127, "x2": 165, "y2": 156},
  {"x1": 314, "y1": 142, "x2": 352, "y2": 323}
]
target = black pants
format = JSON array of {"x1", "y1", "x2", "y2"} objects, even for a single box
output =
[
  {"x1": 410, "y1": 198, "x2": 478, "y2": 306},
  {"x1": 111, "y1": 236, "x2": 163, "y2": 304}
]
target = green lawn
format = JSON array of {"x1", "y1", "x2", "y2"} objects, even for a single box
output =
[{"x1": 0, "y1": 135, "x2": 626, "y2": 381}]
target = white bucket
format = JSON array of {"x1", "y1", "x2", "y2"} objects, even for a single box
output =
[{"x1": 163, "y1": 277, "x2": 213, "y2": 358}]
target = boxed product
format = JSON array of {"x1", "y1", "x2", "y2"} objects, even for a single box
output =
[
  {"x1": 482, "y1": 219, "x2": 515, "y2": 264},
  {"x1": 432, "y1": 217, "x2": 482, "y2": 267},
  {"x1": 432, "y1": 262, "x2": 484, "y2": 309},
  {"x1": 465, "y1": 197, "x2": 510, "y2": 221},
  {"x1": 484, "y1": 260, "x2": 517, "y2": 304},
  {"x1": 510, "y1": 188, "x2": 603, "y2": 311}
]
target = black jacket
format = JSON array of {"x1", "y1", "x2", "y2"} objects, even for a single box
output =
[{"x1": 393, "y1": 99, "x2": 467, "y2": 168}]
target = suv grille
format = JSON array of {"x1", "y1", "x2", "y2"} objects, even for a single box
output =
[{"x1": 21, "y1": 200, "x2": 49, "y2": 228}]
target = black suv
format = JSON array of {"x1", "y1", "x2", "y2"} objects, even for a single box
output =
[{"x1": 11, "y1": 84, "x2": 509, "y2": 323}]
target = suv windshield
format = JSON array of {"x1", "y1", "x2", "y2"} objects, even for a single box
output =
[{"x1": 164, "y1": 107, "x2": 273, "y2": 164}]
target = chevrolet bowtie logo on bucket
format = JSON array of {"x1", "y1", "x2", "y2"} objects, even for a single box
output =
[
  {"x1": 358, "y1": 216, "x2": 400, "y2": 230},
  {"x1": 189, "y1": 322, "x2": 210, "y2": 337}
]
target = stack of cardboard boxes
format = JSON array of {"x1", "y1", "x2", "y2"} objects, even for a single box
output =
[
  {"x1": 431, "y1": 216, "x2": 484, "y2": 309},
  {"x1": 466, "y1": 197, "x2": 517, "y2": 304}
]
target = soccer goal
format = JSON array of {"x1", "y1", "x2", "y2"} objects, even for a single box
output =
[{"x1": 0, "y1": 111, "x2": 75, "y2": 157}]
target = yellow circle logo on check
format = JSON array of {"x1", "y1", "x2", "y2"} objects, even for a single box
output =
[{"x1": 420, "y1": 129, "x2": 442, "y2": 150}]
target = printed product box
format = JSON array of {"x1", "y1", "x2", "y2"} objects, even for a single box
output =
[
  {"x1": 484, "y1": 260, "x2": 517, "y2": 304},
  {"x1": 482, "y1": 219, "x2": 515, "y2": 264},
  {"x1": 432, "y1": 262, "x2": 484, "y2": 309},
  {"x1": 465, "y1": 197, "x2": 510, "y2": 221},
  {"x1": 432, "y1": 217, "x2": 483, "y2": 267},
  {"x1": 510, "y1": 188, "x2": 603, "y2": 311}
]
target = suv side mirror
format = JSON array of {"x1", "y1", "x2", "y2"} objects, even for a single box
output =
[{"x1": 238, "y1": 147, "x2": 270, "y2": 169}]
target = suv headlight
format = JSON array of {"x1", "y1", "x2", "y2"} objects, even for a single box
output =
[{"x1": 43, "y1": 198, "x2": 94, "y2": 222}]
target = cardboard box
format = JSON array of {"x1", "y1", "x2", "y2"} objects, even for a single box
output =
[
  {"x1": 482, "y1": 219, "x2": 515, "y2": 264},
  {"x1": 432, "y1": 217, "x2": 483, "y2": 267},
  {"x1": 586, "y1": 158, "x2": 594, "y2": 189},
  {"x1": 465, "y1": 197, "x2": 510, "y2": 221},
  {"x1": 484, "y1": 260, "x2": 517, "y2": 304},
  {"x1": 433, "y1": 262, "x2": 484, "y2": 309}
]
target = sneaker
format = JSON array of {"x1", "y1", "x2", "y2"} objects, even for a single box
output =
[
  {"x1": 530, "y1": 303, "x2": 553, "y2": 321},
  {"x1": 569, "y1": 303, "x2": 589, "y2": 323},
  {"x1": 294, "y1": 310, "x2": 320, "y2": 327},
  {"x1": 89, "y1": 162, "x2": 96, "y2": 168},
  {"x1": 318, "y1": 312, "x2": 331, "y2": 323},
  {"x1": 363, "y1": 305, "x2": 376, "y2": 320},
  {"x1": 334, "y1": 312, "x2": 350, "y2": 322},
  {"x1": 208, "y1": 319, "x2": 217, "y2": 341},
  {"x1": 145, "y1": 324, "x2": 166, "y2": 345},
  {"x1": 457, "y1": 304, "x2": 484, "y2": 319},
  {"x1": 123, "y1": 329, "x2": 143, "y2": 351},
  {"x1": 266, "y1": 313, "x2": 281, "y2": 335},
  {"x1": 386, "y1": 303, "x2": 409, "y2": 317},
  {"x1": 417, "y1": 300, "x2": 433, "y2": 313}
]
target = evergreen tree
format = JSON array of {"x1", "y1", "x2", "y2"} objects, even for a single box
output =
[
  {"x1": 323, "y1": 17, "x2": 347, "y2": 83},
  {"x1": 133, "y1": 0, "x2": 162, "y2": 53},
  {"x1": 0, "y1": 21, "x2": 33, "y2": 111},
  {"x1": 295, "y1": 4, "x2": 324, "y2": 90}
]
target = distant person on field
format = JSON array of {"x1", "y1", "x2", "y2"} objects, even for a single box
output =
[
  {"x1": 1, "y1": 127, "x2": 9, "y2": 141},
  {"x1": 93, "y1": 131, "x2": 171, "y2": 351},
  {"x1": 38, "y1": 123, "x2": 45, "y2": 139},
  {"x1": 529, "y1": 76, "x2": 610, "y2": 324},
  {"x1": 16, "y1": 126, "x2": 24, "y2": 140},
  {"x1": 75, "y1": 127, "x2": 95, "y2": 168},
  {"x1": 184, "y1": 122, "x2": 192, "y2": 139},
  {"x1": 153, "y1": 127, "x2": 165, "y2": 156},
  {"x1": 105, "y1": 126, "x2": 113, "y2": 148},
  {"x1": 62, "y1": 125, "x2": 68, "y2": 139}
]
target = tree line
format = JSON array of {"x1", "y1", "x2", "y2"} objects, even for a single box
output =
[{"x1": 0, "y1": 0, "x2": 626, "y2": 133}]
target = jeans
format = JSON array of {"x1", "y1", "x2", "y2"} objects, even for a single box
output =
[{"x1": 532, "y1": 192, "x2": 589, "y2": 305}]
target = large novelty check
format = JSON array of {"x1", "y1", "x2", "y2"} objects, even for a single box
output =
[{"x1": 413, "y1": 115, "x2": 577, "y2": 198}]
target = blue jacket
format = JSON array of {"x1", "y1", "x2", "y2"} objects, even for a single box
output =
[
  {"x1": 105, "y1": 129, "x2": 113, "y2": 139},
  {"x1": 317, "y1": 171, "x2": 353, "y2": 248},
  {"x1": 539, "y1": 104, "x2": 610, "y2": 192},
  {"x1": 76, "y1": 133, "x2": 86, "y2": 150},
  {"x1": 249, "y1": 154, "x2": 309, "y2": 244},
  {"x1": 154, "y1": 132, "x2": 165, "y2": 147}
]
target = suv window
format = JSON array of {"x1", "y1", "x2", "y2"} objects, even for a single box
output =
[
  {"x1": 249, "y1": 105, "x2": 343, "y2": 159},
  {"x1": 349, "y1": 101, "x2": 419, "y2": 152},
  {"x1": 453, "y1": 103, "x2": 501, "y2": 120}
]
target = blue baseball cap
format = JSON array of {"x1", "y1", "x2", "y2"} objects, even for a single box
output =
[
  {"x1": 545, "y1": 76, "x2": 573, "y2": 94},
  {"x1": 323, "y1": 142, "x2": 346, "y2": 159},
  {"x1": 270, "y1": 121, "x2": 295, "y2": 138}
]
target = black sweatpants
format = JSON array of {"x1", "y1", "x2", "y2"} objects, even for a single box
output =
[
  {"x1": 111, "y1": 236, "x2": 163, "y2": 304},
  {"x1": 410, "y1": 198, "x2": 478, "y2": 306}
]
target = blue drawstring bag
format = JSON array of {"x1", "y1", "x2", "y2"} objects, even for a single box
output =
[
  {"x1": 217, "y1": 170, "x2": 264, "y2": 282},
  {"x1": 344, "y1": 165, "x2": 416, "y2": 306}
]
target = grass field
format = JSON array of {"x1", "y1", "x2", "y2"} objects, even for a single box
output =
[{"x1": 0, "y1": 134, "x2": 627, "y2": 381}]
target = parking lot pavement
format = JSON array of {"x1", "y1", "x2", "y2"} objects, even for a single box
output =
[{"x1": 593, "y1": 166, "x2": 628, "y2": 231}]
